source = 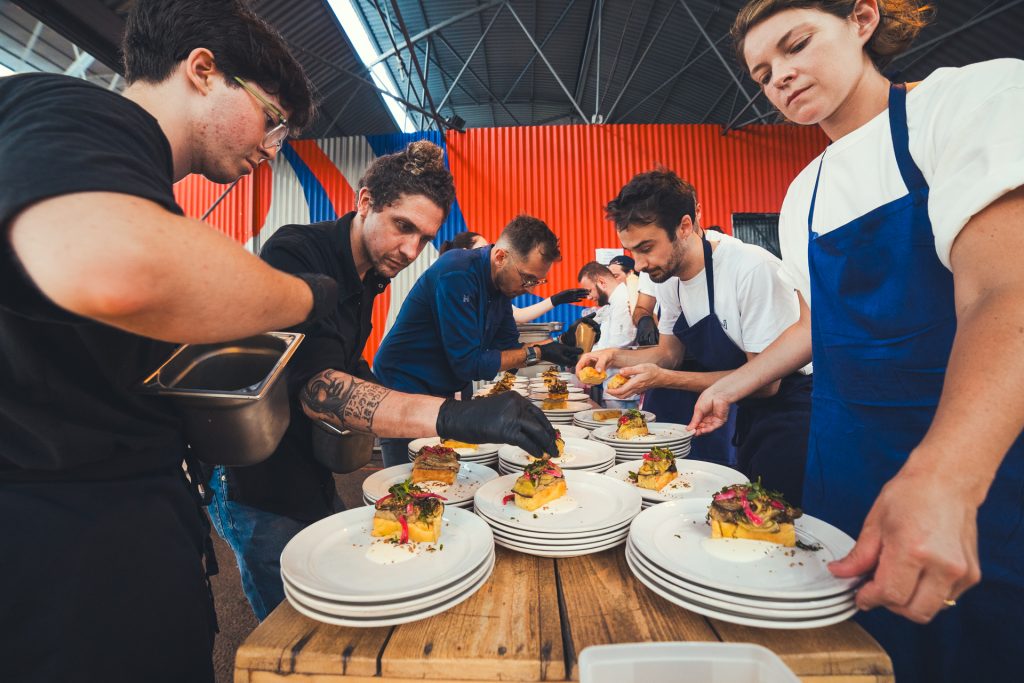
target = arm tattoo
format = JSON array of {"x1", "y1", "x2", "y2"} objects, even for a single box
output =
[{"x1": 301, "y1": 370, "x2": 393, "y2": 433}]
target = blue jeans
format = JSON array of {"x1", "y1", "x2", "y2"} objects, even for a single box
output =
[
  {"x1": 207, "y1": 467, "x2": 341, "y2": 621},
  {"x1": 380, "y1": 438, "x2": 412, "y2": 468}
]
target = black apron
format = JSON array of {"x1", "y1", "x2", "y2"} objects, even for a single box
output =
[{"x1": 663, "y1": 237, "x2": 811, "y2": 504}]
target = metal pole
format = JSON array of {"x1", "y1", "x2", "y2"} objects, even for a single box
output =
[
  {"x1": 594, "y1": 0, "x2": 601, "y2": 119},
  {"x1": 504, "y1": 2, "x2": 589, "y2": 122},
  {"x1": 389, "y1": 0, "x2": 444, "y2": 129},
  {"x1": 678, "y1": 0, "x2": 766, "y2": 119},
  {"x1": 200, "y1": 178, "x2": 241, "y2": 222},
  {"x1": 434, "y1": 34, "x2": 525, "y2": 125},
  {"x1": 612, "y1": 32, "x2": 727, "y2": 123},
  {"x1": 605, "y1": 0, "x2": 671, "y2": 121},
  {"x1": 573, "y1": 0, "x2": 601, "y2": 109},
  {"x1": 501, "y1": 0, "x2": 579, "y2": 105},
  {"x1": 370, "y1": 0, "x2": 504, "y2": 66},
  {"x1": 371, "y1": 0, "x2": 428, "y2": 129},
  {"x1": 722, "y1": 88, "x2": 766, "y2": 133},
  {"x1": 437, "y1": 5, "x2": 504, "y2": 112}
]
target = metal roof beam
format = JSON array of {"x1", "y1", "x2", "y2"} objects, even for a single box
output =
[
  {"x1": 433, "y1": 32, "x2": 524, "y2": 125},
  {"x1": 891, "y1": 0, "x2": 1024, "y2": 68},
  {"x1": 370, "y1": 0, "x2": 429, "y2": 128},
  {"x1": 572, "y1": 0, "x2": 600, "y2": 110},
  {"x1": 678, "y1": 0, "x2": 766, "y2": 120},
  {"x1": 603, "y1": 0, "x2": 674, "y2": 121},
  {"x1": 501, "y1": 0, "x2": 580, "y2": 105},
  {"x1": 611, "y1": 31, "x2": 727, "y2": 123},
  {"x1": 387, "y1": 0, "x2": 443, "y2": 130},
  {"x1": 721, "y1": 88, "x2": 767, "y2": 133},
  {"x1": 369, "y1": 0, "x2": 503, "y2": 67},
  {"x1": 505, "y1": 1, "x2": 589, "y2": 122},
  {"x1": 437, "y1": 4, "x2": 504, "y2": 112}
]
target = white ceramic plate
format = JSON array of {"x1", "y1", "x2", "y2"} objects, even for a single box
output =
[
  {"x1": 363, "y1": 494, "x2": 473, "y2": 509},
  {"x1": 284, "y1": 556, "x2": 494, "y2": 627},
  {"x1": 628, "y1": 499, "x2": 861, "y2": 600},
  {"x1": 362, "y1": 462, "x2": 498, "y2": 506},
  {"x1": 626, "y1": 539, "x2": 855, "y2": 610},
  {"x1": 408, "y1": 436, "x2": 499, "y2": 457},
  {"x1": 475, "y1": 386, "x2": 529, "y2": 397},
  {"x1": 573, "y1": 408, "x2": 656, "y2": 425},
  {"x1": 282, "y1": 549, "x2": 494, "y2": 615},
  {"x1": 494, "y1": 534, "x2": 627, "y2": 557},
  {"x1": 590, "y1": 422, "x2": 694, "y2": 445},
  {"x1": 530, "y1": 390, "x2": 588, "y2": 401},
  {"x1": 490, "y1": 522, "x2": 629, "y2": 547},
  {"x1": 539, "y1": 400, "x2": 592, "y2": 415},
  {"x1": 281, "y1": 506, "x2": 494, "y2": 602},
  {"x1": 474, "y1": 470, "x2": 641, "y2": 534},
  {"x1": 604, "y1": 460, "x2": 746, "y2": 503},
  {"x1": 497, "y1": 463, "x2": 612, "y2": 477},
  {"x1": 407, "y1": 451, "x2": 498, "y2": 466},
  {"x1": 498, "y1": 437, "x2": 615, "y2": 470},
  {"x1": 477, "y1": 505, "x2": 632, "y2": 542},
  {"x1": 625, "y1": 546, "x2": 858, "y2": 629},
  {"x1": 552, "y1": 424, "x2": 589, "y2": 440}
]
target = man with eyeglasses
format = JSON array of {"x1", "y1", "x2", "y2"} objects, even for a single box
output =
[
  {"x1": 0, "y1": 1, "x2": 338, "y2": 681},
  {"x1": 373, "y1": 214, "x2": 582, "y2": 467}
]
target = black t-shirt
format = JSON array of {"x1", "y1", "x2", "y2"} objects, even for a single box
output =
[
  {"x1": 224, "y1": 213, "x2": 390, "y2": 521},
  {"x1": 0, "y1": 74, "x2": 186, "y2": 479}
]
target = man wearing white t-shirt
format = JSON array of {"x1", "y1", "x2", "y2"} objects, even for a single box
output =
[
  {"x1": 578, "y1": 169, "x2": 812, "y2": 503},
  {"x1": 576, "y1": 261, "x2": 639, "y2": 408}
]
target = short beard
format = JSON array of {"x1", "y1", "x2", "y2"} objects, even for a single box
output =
[{"x1": 596, "y1": 289, "x2": 610, "y2": 306}]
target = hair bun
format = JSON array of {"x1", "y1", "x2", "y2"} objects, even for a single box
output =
[{"x1": 403, "y1": 140, "x2": 444, "y2": 176}]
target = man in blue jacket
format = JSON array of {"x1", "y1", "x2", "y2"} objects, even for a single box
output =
[{"x1": 374, "y1": 215, "x2": 582, "y2": 466}]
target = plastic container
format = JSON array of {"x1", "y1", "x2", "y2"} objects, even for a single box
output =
[{"x1": 578, "y1": 642, "x2": 800, "y2": 683}]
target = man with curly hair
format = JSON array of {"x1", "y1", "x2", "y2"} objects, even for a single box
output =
[{"x1": 210, "y1": 141, "x2": 558, "y2": 619}]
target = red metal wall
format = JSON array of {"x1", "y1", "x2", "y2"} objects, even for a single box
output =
[{"x1": 444, "y1": 123, "x2": 827, "y2": 304}]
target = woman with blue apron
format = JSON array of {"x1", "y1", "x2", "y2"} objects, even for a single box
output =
[
  {"x1": 653, "y1": 235, "x2": 812, "y2": 504},
  {"x1": 803, "y1": 82, "x2": 1024, "y2": 683}
]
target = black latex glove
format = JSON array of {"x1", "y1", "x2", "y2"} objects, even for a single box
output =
[
  {"x1": 559, "y1": 313, "x2": 601, "y2": 346},
  {"x1": 550, "y1": 288, "x2": 590, "y2": 306},
  {"x1": 537, "y1": 341, "x2": 583, "y2": 367},
  {"x1": 436, "y1": 392, "x2": 558, "y2": 458},
  {"x1": 634, "y1": 315, "x2": 660, "y2": 346}
]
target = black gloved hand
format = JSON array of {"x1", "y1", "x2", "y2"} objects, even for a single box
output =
[
  {"x1": 550, "y1": 288, "x2": 590, "y2": 306},
  {"x1": 559, "y1": 313, "x2": 601, "y2": 346},
  {"x1": 634, "y1": 315, "x2": 660, "y2": 346},
  {"x1": 537, "y1": 341, "x2": 583, "y2": 367},
  {"x1": 436, "y1": 392, "x2": 558, "y2": 458}
]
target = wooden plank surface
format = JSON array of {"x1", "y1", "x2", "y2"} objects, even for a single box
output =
[
  {"x1": 380, "y1": 546, "x2": 565, "y2": 681},
  {"x1": 233, "y1": 602, "x2": 390, "y2": 678},
  {"x1": 710, "y1": 619, "x2": 893, "y2": 681},
  {"x1": 556, "y1": 547, "x2": 719, "y2": 680}
]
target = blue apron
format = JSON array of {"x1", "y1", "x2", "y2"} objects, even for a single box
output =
[
  {"x1": 805, "y1": 83, "x2": 1024, "y2": 683},
  {"x1": 650, "y1": 238, "x2": 811, "y2": 502}
]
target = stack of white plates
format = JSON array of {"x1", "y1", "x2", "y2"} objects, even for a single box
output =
[
  {"x1": 590, "y1": 422, "x2": 694, "y2": 463},
  {"x1": 280, "y1": 506, "x2": 496, "y2": 627},
  {"x1": 472, "y1": 470, "x2": 642, "y2": 558},
  {"x1": 362, "y1": 462, "x2": 499, "y2": 509},
  {"x1": 497, "y1": 437, "x2": 615, "y2": 475},
  {"x1": 604, "y1": 460, "x2": 748, "y2": 509},
  {"x1": 492, "y1": 373, "x2": 530, "y2": 386},
  {"x1": 625, "y1": 499, "x2": 861, "y2": 629},
  {"x1": 573, "y1": 408, "x2": 656, "y2": 431},
  {"x1": 529, "y1": 389, "x2": 589, "y2": 402},
  {"x1": 474, "y1": 383, "x2": 528, "y2": 397},
  {"x1": 552, "y1": 424, "x2": 589, "y2": 440},
  {"x1": 539, "y1": 400, "x2": 592, "y2": 425},
  {"x1": 407, "y1": 437, "x2": 499, "y2": 468}
]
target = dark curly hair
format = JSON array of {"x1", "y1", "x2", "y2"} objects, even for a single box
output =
[
  {"x1": 498, "y1": 215, "x2": 561, "y2": 263},
  {"x1": 439, "y1": 231, "x2": 484, "y2": 254},
  {"x1": 122, "y1": 0, "x2": 316, "y2": 131},
  {"x1": 605, "y1": 168, "x2": 698, "y2": 241},
  {"x1": 732, "y1": 0, "x2": 934, "y2": 72},
  {"x1": 358, "y1": 140, "x2": 456, "y2": 217}
]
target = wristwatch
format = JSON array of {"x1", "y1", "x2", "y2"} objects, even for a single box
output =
[{"x1": 524, "y1": 345, "x2": 540, "y2": 366}]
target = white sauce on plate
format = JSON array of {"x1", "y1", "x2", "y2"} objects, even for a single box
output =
[{"x1": 365, "y1": 538, "x2": 437, "y2": 565}]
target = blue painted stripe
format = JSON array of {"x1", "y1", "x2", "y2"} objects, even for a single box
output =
[{"x1": 281, "y1": 143, "x2": 337, "y2": 223}]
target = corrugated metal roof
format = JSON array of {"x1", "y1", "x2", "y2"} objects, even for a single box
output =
[{"x1": 8, "y1": 0, "x2": 1023, "y2": 134}]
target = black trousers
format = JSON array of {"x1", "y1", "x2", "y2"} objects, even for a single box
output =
[{"x1": 0, "y1": 468, "x2": 216, "y2": 683}]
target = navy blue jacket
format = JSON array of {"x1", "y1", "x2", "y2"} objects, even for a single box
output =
[{"x1": 374, "y1": 245, "x2": 521, "y2": 396}]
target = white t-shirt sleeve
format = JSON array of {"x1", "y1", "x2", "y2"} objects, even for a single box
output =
[
  {"x1": 777, "y1": 184, "x2": 815, "y2": 307},
  {"x1": 734, "y1": 256, "x2": 801, "y2": 353},
  {"x1": 918, "y1": 59, "x2": 1024, "y2": 269},
  {"x1": 653, "y1": 280, "x2": 681, "y2": 335}
]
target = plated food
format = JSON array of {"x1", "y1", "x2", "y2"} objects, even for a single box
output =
[
  {"x1": 607, "y1": 374, "x2": 629, "y2": 390},
  {"x1": 440, "y1": 439, "x2": 477, "y2": 450},
  {"x1": 372, "y1": 479, "x2": 446, "y2": 543},
  {"x1": 478, "y1": 371, "x2": 517, "y2": 398},
  {"x1": 412, "y1": 444, "x2": 461, "y2": 484},
  {"x1": 577, "y1": 366, "x2": 607, "y2": 385},
  {"x1": 591, "y1": 409, "x2": 622, "y2": 422},
  {"x1": 541, "y1": 398, "x2": 569, "y2": 410},
  {"x1": 616, "y1": 409, "x2": 651, "y2": 439},
  {"x1": 505, "y1": 458, "x2": 567, "y2": 511},
  {"x1": 628, "y1": 446, "x2": 677, "y2": 491},
  {"x1": 708, "y1": 480, "x2": 802, "y2": 547}
]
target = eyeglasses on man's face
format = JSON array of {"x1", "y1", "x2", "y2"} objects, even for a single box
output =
[
  {"x1": 233, "y1": 76, "x2": 289, "y2": 150},
  {"x1": 514, "y1": 263, "x2": 547, "y2": 290}
]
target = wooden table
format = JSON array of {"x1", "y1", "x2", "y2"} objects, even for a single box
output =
[{"x1": 235, "y1": 546, "x2": 892, "y2": 683}]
